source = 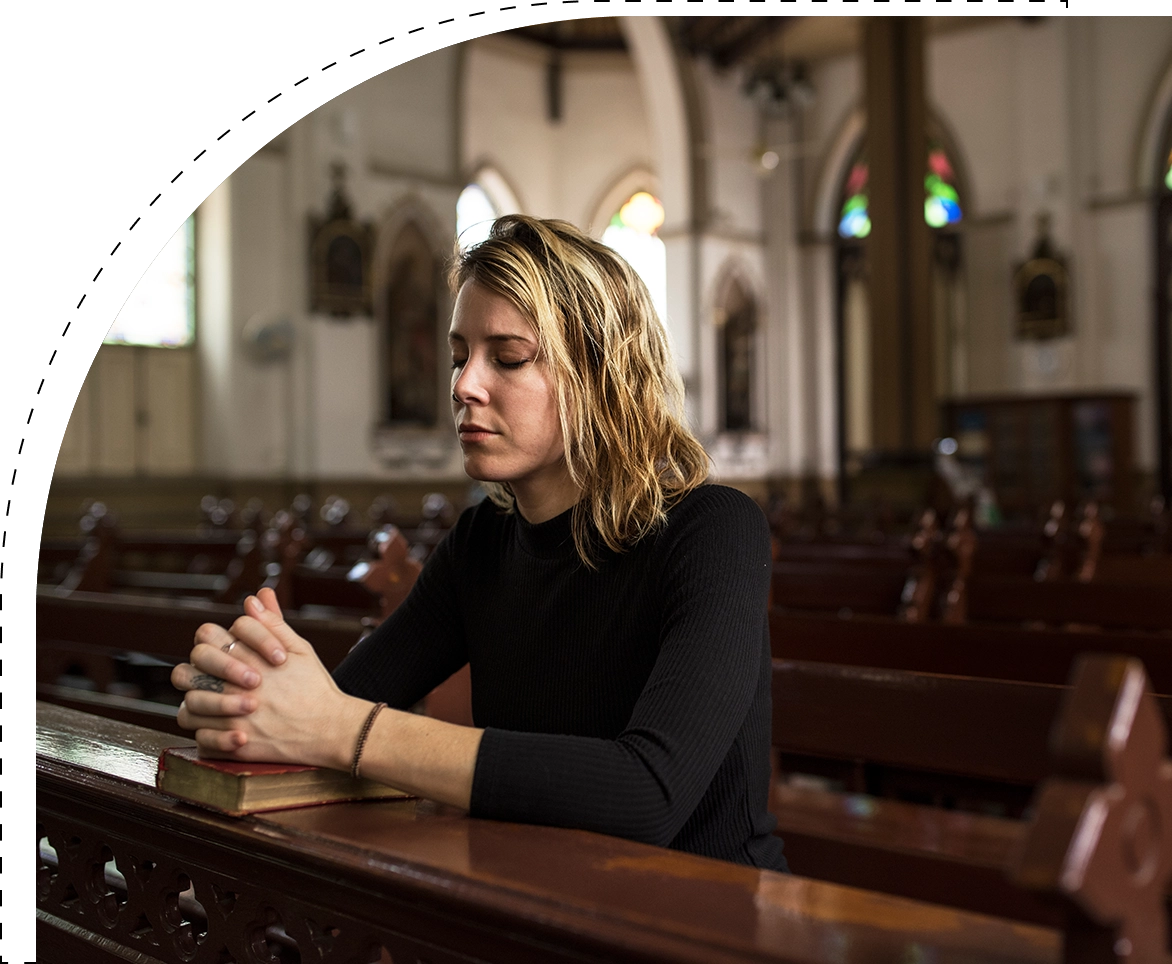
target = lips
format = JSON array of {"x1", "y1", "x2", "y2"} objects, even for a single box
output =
[{"x1": 458, "y1": 424, "x2": 497, "y2": 442}]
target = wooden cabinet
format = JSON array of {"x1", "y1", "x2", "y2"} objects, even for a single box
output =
[{"x1": 942, "y1": 393, "x2": 1135, "y2": 517}]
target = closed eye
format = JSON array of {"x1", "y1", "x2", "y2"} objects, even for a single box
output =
[{"x1": 450, "y1": 356, "x2": 532, "y2": 371}]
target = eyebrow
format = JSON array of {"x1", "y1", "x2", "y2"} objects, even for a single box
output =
[{"x1": 448, "y1": 333, "x2": 535, "y2": 346}]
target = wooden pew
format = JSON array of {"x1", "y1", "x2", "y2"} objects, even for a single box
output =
[
  {"x1": 770, "y1": 509, "x2": 940, "y2": 619},
  {"x1": 36, "y1": 588, "x2": 372, "y2": 735},
  {"x1": 768, "y1": 656, "x2": 1172, "y2": 931},
  {"x1": 50, "y1": 524, "x2": 266, "y2": 603},
  {"x1": 34, "y1": 703, "x2": 1065, "y2": 963},
  {"x1": 37, "y1": 524, "x2": 452, "y2": 732},
  {"x1": 769, "y1": 608, "x2": 1172, "y2": 694},
  {"x1": 1077, "y1": 501, "x2": 1172, "y2": 584},
  {"x1": 285, "y1": 563, "x2": 383, "y2": 614},
  {"x1": 952, "y1": 576, "x2": 1172, "y2": 632},
  {"x1": 37, "y1": 612, "x2": 1171, "y2": 955}
]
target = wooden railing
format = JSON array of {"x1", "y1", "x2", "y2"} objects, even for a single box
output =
[{"x1": 37, "y1": 704, "x2": 1063, "y2": 964}]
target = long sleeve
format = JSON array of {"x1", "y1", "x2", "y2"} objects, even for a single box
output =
[
  {"x1": 467, "y1": 487, "x2": 781, "y2": 866},
  {"x1": 331, "y1": 525, "x2": 469, "y2": 711}
]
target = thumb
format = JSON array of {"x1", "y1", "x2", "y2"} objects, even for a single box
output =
[
  {"x1": 257, "y1": 586, "x2": 285, "y2": 618},
  {"x1": 244, "y1": 591, "x2": 310, "y2": 655}
]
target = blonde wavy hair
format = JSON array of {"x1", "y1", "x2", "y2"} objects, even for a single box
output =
[{"x1": 450, "y1": 214, "x2": 710, "y2": 567}]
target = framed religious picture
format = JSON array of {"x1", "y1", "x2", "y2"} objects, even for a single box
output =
[
  {"x1": 309, "y1": 165, "x2": 375, "y2": 317},
  {"x1": 1014, "y1": 213, "x2": 1070, "y2": 340}
]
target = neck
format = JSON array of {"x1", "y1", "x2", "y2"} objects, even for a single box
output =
[{"x1": 512, "y1": 465, "x2": 582, "y2": 524}]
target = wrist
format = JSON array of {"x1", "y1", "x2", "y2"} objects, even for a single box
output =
[{"x1": 329, "y1": 695, "x2": 378, "y2": 772}]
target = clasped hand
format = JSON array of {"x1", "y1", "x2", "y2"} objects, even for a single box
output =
[{"x1": 172, "y1": 587, "x2": 368, "y2": 769}]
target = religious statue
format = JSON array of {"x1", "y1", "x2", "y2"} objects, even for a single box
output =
[{"x1": 1014, "y1": 212, "x2": 1070, "y2": 340}]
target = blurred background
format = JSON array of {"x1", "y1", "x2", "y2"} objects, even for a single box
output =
[{"x1": 43, "y1": 15, "x2": 1172, "y2": 536}]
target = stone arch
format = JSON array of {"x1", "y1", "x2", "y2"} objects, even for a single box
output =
[
  {"x1": 1135, "y1": 55, "x2": 1172, "y2": 193},
  {"x1": 617, "y1": 18, "x2": 691, "y2": 232},
  {"x1": 814, "y1": 102, "x2": 973, "y2": 470},
  {"x1": 812, "y1": 107, "x2": 866, "y2": 239},
  {"x1": 617, "y1": 17, "x2": 697, "y2": 386},
  {"x1": 464, "y1": 160, "x2": 525, "y2": 217},
  {"x1": 586, "y1": 165, "x2": 660, "y2": 238},
  {"x1": 1140, "y1": 57, "x2": 1172, "y2": 501},
  {"x1": 812, "y1": 103, "x2": 973, "y2": 238},
  {"x1": 372, "y1": 196, "x2": 452, "y2": 428}
]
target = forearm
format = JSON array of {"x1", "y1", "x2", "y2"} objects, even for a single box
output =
[{"x1": 331, "y1": 695, "x2": 484, "y2": 810}]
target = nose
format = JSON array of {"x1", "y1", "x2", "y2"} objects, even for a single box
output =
[{"x1": 452, "y1": 355, "x2": 489, "y2": 407}]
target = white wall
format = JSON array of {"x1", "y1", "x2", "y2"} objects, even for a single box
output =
[
  {"x1": 60, "y1": 19, "x2": 1172, "y2": 491},
  {"x1": 795, "y1": 18, "x2": 1172, "y2": 479}
]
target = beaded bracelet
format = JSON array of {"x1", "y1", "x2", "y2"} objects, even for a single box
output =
[{"x1": 350, "y1": 701, "x2": 387, "y2": 780}]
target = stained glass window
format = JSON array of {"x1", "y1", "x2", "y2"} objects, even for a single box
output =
[
  {"x1": 837, "y1": 144, "x2": 964, "y2": 240},
  {"x1": 924, "y1": 147, "x2": 963, "y2": 229},
  {"x1": 838, "y1": 162, "x2": 871, "y2": 239},
  {"x1": 456, "y1": 183, "x2": 498, "y2": 251},
  {"x1": 602, "y1": 191, "x2": 667, "y2": 322},
  {"x1": 105, "y1": 216, "x2": 195, "y2": 347}
]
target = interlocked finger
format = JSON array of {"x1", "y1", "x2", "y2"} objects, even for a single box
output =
[
  {"x1": 190, "y1": 625, "x2": 265, "y2": 688},
  {"x1": 181, "y1": 688, "x2": 257, "y2": 720},
  {"x1": 172, "y1": 661, "x2": 243, "y2": 695}
]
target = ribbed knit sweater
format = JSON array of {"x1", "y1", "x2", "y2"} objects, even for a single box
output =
[{"x1": 332, "y1": 483, "x2": 788, "y2": 871}]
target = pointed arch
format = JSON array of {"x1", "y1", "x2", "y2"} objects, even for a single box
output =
[
  {"x1": 1135, "y1": 56, "x2": 1172, "y2": 193},
  {"x1": 812, "y1": 107, "x2": 866, "y2": 239},
  {"x1": 595, "y1": 180, "x2": 668, "y2": 326},
  {"x1": 1149, "y1": 73, "x2": 1172, "y2": 502},
  {"x1": 616, "y1": 18, "x2": 691, "y2": 232},
  {"x1": 464, "y1": 160, "x2": 525, "y2": 217},
  {"x1": 587, "y1": 165, "x2": 660, "y2": 238},
  {"x1": 817, "y1": 105, "x2": 973, "y2": 480},
  {"x1": 812, "y1": 104, "x2": 973, "y2": 238}
]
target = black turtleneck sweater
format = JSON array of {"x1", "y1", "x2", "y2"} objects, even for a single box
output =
[{"x1": 332, "y1": 483, "x2": 787, "y2": 871}]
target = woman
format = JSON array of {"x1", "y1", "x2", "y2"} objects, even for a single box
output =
[{"x1": 173, "y1": 215, "x2": 787, "y2": 871}]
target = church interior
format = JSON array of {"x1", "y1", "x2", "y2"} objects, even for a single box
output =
[
  {"x1": 36, "y1": 15, "x2": 1172, "y2": 963},
  {"x1": 44, "y1": 14, "x2": 1172, "y2": 533}
]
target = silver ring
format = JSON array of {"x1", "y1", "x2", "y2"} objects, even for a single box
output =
[{"x1": 222, "y1": 640, "x2": 238, "y2": 655}]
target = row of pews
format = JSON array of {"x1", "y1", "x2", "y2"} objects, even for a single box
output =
[
  {"x1": 36, "y1": 658, "x2": 1169, "y2": 962},
  {"x1": 770, "y1": 499, "x2": 1172, "y2": 632},
  {"x1": 39, "y1": 493, "x2": 455, "y2": 617},
  {"x1": 35, "y1": 493, "x2": 1172, "y2": 962}
]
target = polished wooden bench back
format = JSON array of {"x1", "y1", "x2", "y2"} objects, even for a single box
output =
[
  {"x1": 955, "y1": 576, "x2": 1172, "y2": 632},
  {"x1": 770, "y1": 559, "x2": 912, "y2": 616},
  {"x1": 769, "y1": 608, "x2": 1172, "y2": 694},
  {"x1": 768, "y1": 655, "x2": 1172, "y2": 941},
  {"x1": 36, "y1": 703, "x2": 1063, "y2": 964},
  {"x1": 36, "y1": 588, "x2": 371, "y2": 735}
]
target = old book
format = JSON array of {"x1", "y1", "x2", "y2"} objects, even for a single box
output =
[{"x1": 156, "y1": 746, "x2": 411, "y2": 815}]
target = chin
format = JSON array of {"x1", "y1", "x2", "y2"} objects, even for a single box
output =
[{"x1": 461, "y1": 455, "x2": 511, "y2": 484}]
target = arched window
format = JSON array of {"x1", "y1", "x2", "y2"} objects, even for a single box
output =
[
  {"x1": 836, "y1": 142, "x2": 964, "y2": 240},
  {"x1": 601, "y1": 191, "x2": 667, "y2": 323},
  {"x1": 104, "y1": 215, "x2": 195, "y2": 347},
  {"x1": 834, "y1": 138, "x2": 966, "y2": 476},
  {"x1": 456, "y1": 182, "x2": 498, "y2": 251},
  {"x1": 1156, "y1": 138, "x2": 1172, "y2": 502}
]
